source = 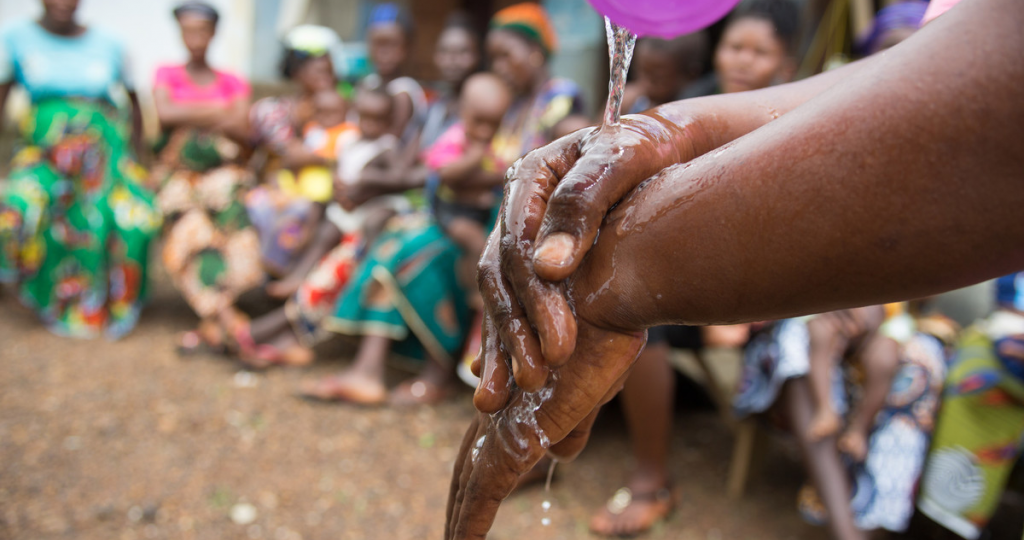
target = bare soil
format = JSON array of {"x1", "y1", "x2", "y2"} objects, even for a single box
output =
[{"x1": 0, "y1": 275, "x2": 829, "y2": 540}]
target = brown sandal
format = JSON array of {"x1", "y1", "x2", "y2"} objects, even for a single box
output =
[{"x1": 589, "y1": 486, "x2": 675, "y2": 537}]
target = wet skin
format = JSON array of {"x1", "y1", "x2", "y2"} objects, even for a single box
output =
[{"x1": 446, "y1": 0, "x2": 1024, "y2": 537}]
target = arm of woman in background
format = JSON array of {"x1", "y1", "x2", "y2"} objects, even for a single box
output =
[
  {"x1": 0, "y1": 82, "x2": 10, "y2": 131},
  {"x1": 152, "y1": 86, "x2": 225, "y2": 130},
  {"x1": 127, "y1": 90, "x2": 147, "y2": 161},
  {"x1": 210, "y1": 96, "x2": 252, "y2": 144},
  {"x1": 448, "y1": 0, "x2": 1024, "y2": 537}
]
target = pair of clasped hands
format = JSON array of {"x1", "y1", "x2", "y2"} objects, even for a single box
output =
[{"x1": 445, "y1": 110, "x2": 709, "y2": 539}]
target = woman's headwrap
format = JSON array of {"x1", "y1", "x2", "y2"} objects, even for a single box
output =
[
  {"x1": 368, "y1": 3, "x2": 414, "y2": 36},
  {"x1": 996, "y1": 273, "x2": 1024, "y2": 312},
  {"x1": 173, "y1": 1, "x2": 219, "y2": 25},
  {"x1": 855, "y1": 1, "x2": 928, "y2": 55},
  {"x1": 284, "y1": 25, "x2": 340, "y2": 57},
  {"x1": 490, "y1": 3, "x2": 558, "y2": 57}
]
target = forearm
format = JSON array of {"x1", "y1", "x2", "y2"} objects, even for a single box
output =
[
  {"x1": 128, "y1": 92, "x2": 146, "y2": 159},
  {"x1": 623, "y1": 58, "x2": 872, "y2": 179},
  {"x1": 572, "y1": 0, "x2": 1024, "y2": 330}
]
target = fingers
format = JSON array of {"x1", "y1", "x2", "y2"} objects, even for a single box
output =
[
  {"x1": 450, "y1": 415, "x2": 534, "y2": 540},
  {"x1": 473, "y1": 313, "x2": 512, "y2": 414},
  {"x1": 499, "y1": 233, "x2": 577, "y2": 368},
  {"x1": 446, "y1": 416, "x2": 481, "y2": 539},
  {"x1": 479, "y1": 235, "x2": 549, "y2": 392},
  {"x1": 533, "y1": 116, "x2": 689, "y2": 282}
]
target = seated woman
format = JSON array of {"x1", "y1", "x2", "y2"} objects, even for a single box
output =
[
  {"x1": 220, "y1": 15, "x2": 484, "y2": 370},
  {"x1": 0, "y1": 0, "x2": 160, "y2": 339},
  {"x1": 292, "y1": 3, "x2": 584, "y2": 405},
  {"x1": 150, "y1": 2, "x2": 261, "y2": 353},
  {"x1": 917, "y1": 273, "x2": 1024, "y2": 540},
  {"x1": 444, "y1": 0, "x2": 1024, "y2": 538},
  {"x1": 733, "y1": 306, "x2": 947, "y2": 539}
]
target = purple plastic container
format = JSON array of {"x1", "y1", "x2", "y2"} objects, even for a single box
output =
[{"x1": 588, "y1": 0, "x2": 743, "y2": 37}]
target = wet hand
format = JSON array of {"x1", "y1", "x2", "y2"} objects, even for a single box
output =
[
  {"x1": 477, "y1": 114, "x2": 696, "y2": 393},
  {"x1": 446, "y1": 320, "x2": 645, "y2": 540}
]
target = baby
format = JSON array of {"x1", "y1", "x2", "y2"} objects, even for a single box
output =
[
  {"x1": 422, "y1": 73, "x2": 512, "y2": 306},
  {"x1": 805, "y1": 305, "x2": 902, "y2": 461},
  {"x1": 261, "y1": 90, "x2": 355, "y2": 298},
  {"x1": 328, "y1": 85, "x2": 406, "y2": 246}
]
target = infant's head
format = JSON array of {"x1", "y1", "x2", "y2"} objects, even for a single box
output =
[
  {"x1": 354, "y1": 85, "x2": 394, "y2": 141},
  {"x1": 459, "y1": 72, "x2": 512, "y2": 144},
  {"x1": 311, "y1": 90, "x2": 348, "y2": 128}
]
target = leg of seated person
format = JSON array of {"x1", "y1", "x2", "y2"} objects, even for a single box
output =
[
  {"x1": 389, "y1": 354, "x2": 456, "y2": 407},
  {"x1": 590, "y1": 339, "x2": 675, "y2": 537},
  {"x1": 360, "y1": 206, "x2": 398, "y2": 248},
  {"x1": 300, "y1": 334, "x2": 390, "y2": 404},
  {"x1": 781, "y1": 377, "x2": 866, "y2": 540},
  {"x1": 267, "y1": 216, "x2": 342, "y2": 300},
  {"x1": 445, "y1": 217, "x2": 488, "y2": 309}
]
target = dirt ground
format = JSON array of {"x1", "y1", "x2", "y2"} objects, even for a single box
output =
[{"x1": 1, "y1": 274, "x2": 848, "y2": 540}]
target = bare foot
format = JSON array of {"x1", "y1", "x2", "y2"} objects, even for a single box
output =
[
  {"x1": 807, "y1": 407, "x2": 842, "y2": 441},
  {"x1": 266, "y1": 278, "x2": 302, "y2": 300},
  {"x1": 298, "y1": 372, "x2": 387, "y2": 405},
  {"x1": 838, "y1": 429, "x2": 869, "y2": 462},
  {"x1": 388, "y1": 379, "x2": 451, "y2": 407},
  {"x1": 589, "y1": 484, "x2": 674, "y2": 537}
]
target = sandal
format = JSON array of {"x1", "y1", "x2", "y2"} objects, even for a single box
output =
[
  {"x1": 176, "y1": 321, "x2": 226, "y2": 357},
  {"x1": 589, "y1": 485, "x2": 675, "y2": 537}
]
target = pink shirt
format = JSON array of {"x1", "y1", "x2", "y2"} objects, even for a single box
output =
[
  {"x1": 153, "y1": 64, "x2": 250, "y2": 106},
  {"x1": 422, "y1": 122, "x2": 466, "y2": 171}
]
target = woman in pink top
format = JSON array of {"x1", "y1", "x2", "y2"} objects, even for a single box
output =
[{"x1": 149, "y1": 1, "x2": 263, "y2": 356}]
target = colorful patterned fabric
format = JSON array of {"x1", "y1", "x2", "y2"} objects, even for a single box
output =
[
  {"x1": 917, "y1": 311, "x2": 1024, "y2": 540},
  {"x1": 152, "y1": 127, "x2": 262, "y2": 318},
  {"x1": 490, "y1": 3, "x2": 559, "y2": 57},
  {"x1": 735, "y1": 318, "x2": 947, "y2": 532},
  {"x1": 245, "y1": 96, "x2": 320, "y2": 276},
  {"x1": 285, "y1": 233, "x2": 362, "y2": 347},
  {"x1": 0, "y1": 99, "x2": 160, "y2": 338},
  {"x1": 297, "y1": 78, "x2": 582, "y2": 367},
  {"x1": 490, "y1": 78, "x2": 584, "y2": 168},
  {"x1": 325, "y1": 213, "x2": 470, "y2": 363}
]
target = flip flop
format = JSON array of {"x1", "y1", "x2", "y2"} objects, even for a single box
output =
[{"x1": 589, "y1": 486, "x2": 675, "y2": 537}]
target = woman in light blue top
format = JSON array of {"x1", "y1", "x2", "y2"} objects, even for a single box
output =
[{"x1": 0, "y1": 0, "x2": 160, "y2": 339}]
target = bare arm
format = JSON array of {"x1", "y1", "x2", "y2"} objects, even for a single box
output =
[
  {"x1": 127, "y1": 90, "x2": 146, "y2": 161},
  {"x1": 390, "y1": 92, "x2": 414, "y2": 139},
  {"x1": 152, "y1": 86, "x2": 224, "y2": 129},
  {"x1": 573, "y1": 0, "x2": 1024, "y2": 331}
]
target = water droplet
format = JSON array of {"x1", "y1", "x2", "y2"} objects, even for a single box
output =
[
  {"x1": 541, "y1": 517, "x2": 551, "y2": 527},
  {"x1": 541, "y1": 500, "x2": 551, "y2": 512}
]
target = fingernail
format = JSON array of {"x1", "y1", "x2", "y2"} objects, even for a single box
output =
[{"x1": 535, "y1": 233, "x2": 575, "y2": 268}]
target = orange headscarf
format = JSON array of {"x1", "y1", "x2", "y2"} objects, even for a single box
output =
[{"x1": 490, "y1": 3, "x2": 558, "y2": 57}]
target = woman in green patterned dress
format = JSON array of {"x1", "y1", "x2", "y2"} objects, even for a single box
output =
[{"x1": 0, "y1": 0, "x2": 160, "y2": 339}]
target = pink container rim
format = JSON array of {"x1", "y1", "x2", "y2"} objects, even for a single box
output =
[{"x1": 588, "y1": 0, "x2": 743, "y2": 38}]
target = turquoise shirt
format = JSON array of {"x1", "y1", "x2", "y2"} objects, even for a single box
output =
[{"x1": 0, "y1": 20, "x2": 133, "y2": 103}]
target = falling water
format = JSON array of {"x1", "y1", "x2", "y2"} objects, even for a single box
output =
[
  {"x1": 540, "y1": 459, "x2": 557, "y2": 526},
  {"x1": 602, "y1": 16, "x2": 638, "y2": 127}
]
